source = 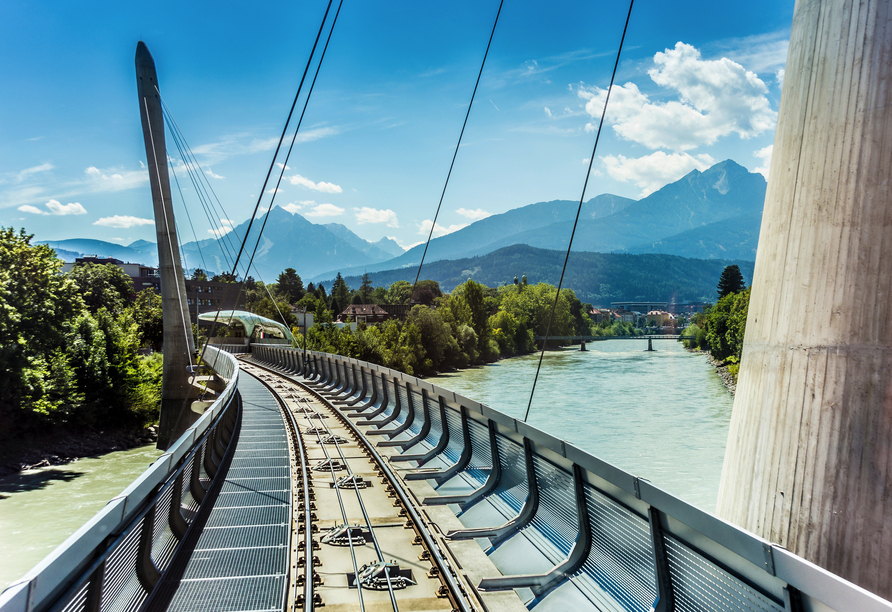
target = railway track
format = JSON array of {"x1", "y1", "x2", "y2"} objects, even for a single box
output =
[{"x1": 240, "y1": 358, "x2": 482, "y2": 612}]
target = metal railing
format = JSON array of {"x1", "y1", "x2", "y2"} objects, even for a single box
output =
[
  {"x1": 0, "y1": 346, "x2": 240, "y2": 612},
  {"x1": 250, "y1": 344, "x2": 892, "y2": 612}
]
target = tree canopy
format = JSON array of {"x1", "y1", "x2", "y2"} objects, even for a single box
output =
[
  {"x1": 0, "y1": 229, "x2": 163, "y2": 441},
  {"x1": 717, "y1": 264, "x2": 746, "y2": 298}
]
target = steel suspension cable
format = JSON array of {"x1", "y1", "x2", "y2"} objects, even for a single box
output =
[
  {"x1": 523, "y1": 0, "x2": 634, "y2": 423},
  {"x1": 410, "y1": 0, "x2": 504, "y2": 298},
  {"x1": 227, "y1": 0, "x2": 334, "y2": 283},
  {"x1": 162, "y1": 100, "x2": 299, "y2": 340},
  {"x1": 243, "y1": 0, "x2": 344, "y2": 286}
]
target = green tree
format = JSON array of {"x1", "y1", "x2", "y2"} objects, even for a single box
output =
[
  {"x1": 407, "y1": 305, "x2": 454, "y2": 371},
  {"x1": 277, "y1": 268, "x2": 305, "y2": 303},
  {"x1": 191, "y1": 268, "x2": 208, "y2": 281},
  {"x1": 358, "y1": 273, "x2": 374, "y2": 303},
  {"x1": 0, "y1": 229, "x2": 86, "y2": 431},
  {"x1": 132, "y1": 288, "x2": 163, "y2": 350},
  {"x1": 705, "y1": 287, "x2": 751, "y2": 361},
  {"x1": 717, "y1": 264, "x2": 746, "y2": 298},
  {"x1": 67, "y1": 263, "x2": 134, "y2": 315},
  {"x1": 385, "y1": 280, "x2": 412, "y2": 304}
]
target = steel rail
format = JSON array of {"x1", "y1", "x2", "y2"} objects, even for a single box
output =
[{"x1": 243, "y1": 357, "x2": 476, "y2": 612}]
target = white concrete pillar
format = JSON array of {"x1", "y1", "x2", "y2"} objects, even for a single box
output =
[{"x1": 717, "y1": 0, "x2": 892, "y2": 598}]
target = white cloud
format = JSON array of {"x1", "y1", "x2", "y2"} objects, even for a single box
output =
[
  {"x1": 354, "y1": 207, "x2": 399, "y2": 227},
  {"x1": 18, "y1": 199, "x2": 86, "y2": 216},
  {"x1": 276, "y1": 163, "x2": 291, "y2": 170},
  {"x1": 45, "y1": 200, "x2": 86, "y2": 215},
  {"x1": 753, "y1": 144, "x2": 773, "y2": 179},
  {"x1": 205, "y1": 168, "x2": 225, "y2": 179},
  {"x1": 775, "y1": 68, "x2": 785, "y2": 87},
  {"x1": 16, "y1": 163, "x2": 53, "y2": 182},
  {"x1": 83, "y1": 165, "x2": 149, "y2": 192},
  {"x1": 544, "y1": 107, "x2": 553, "y2": 118},
  {"x1": 288, "y1": 174, "x2": 343, "y2": 193},
  {"x1": 456, "y1": 208, "x2": 492, "y2": 221},
  {"x1": 266, "y1": 187, "x2": 284, "y2": 194},
  {"x1": 282, "y1": 203, "x2": 303, "y2": 214},
  {"x1": 579, "y1": 42, "x2": 776, "y2": 151},
  {"x1": 221, "y1": 219, "x2": 234, "y2": 226},
  {"x1": 418, "y1": 219, "x2": 468, "y2": 238},
  {"x1": 94, "y1": 215, "x2": 155, "y2": 229},
  {"x1": 190, "y1": 126, "x2": 340, "y2": 165},
  {"x1": 18, "y1": 204, "x2": 48, "y2": 215},
  {"x1": 391, "y1": 236, "x2": 423, "y2": 250},
  {"x1": 601, "y1": 151, "x2": 716, "y2": 197},
  {"x1": 208, "y1": 225, "x2": 233, "y2": 236},
  {"x1": 305, "y1": 203, "x2": 345, "y2": 218}
]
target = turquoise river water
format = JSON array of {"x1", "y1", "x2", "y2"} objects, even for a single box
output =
[{"x1": 0, "y1": 339, "x2": 733, "y2": 591}]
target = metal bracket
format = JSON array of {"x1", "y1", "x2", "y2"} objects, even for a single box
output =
[
  {"x1": 355, "y1": 374, "x2": 393, "y2": 422},
  {"x1": 370, "y1": 381, "x2": 416, "y2": 437},
  {"x1": 478, "y1": 463, "x2": 591, "y2": 599},
  {"x1": 135, "y1": 493, "x2": 162, "y2": 591},
  {"x1": 169, "y1": 471, "x2": 189, "y2": 539},
  {"x1": 344, "y1": 370, "x2": 378, "y2": 413},
  {"x1": 447, "y1": 438, "x2": 539, "y2": 546},
  {"x1": 404, "y1": 404, "x2": 472, "y2": 483},
  {"x1": 390, "y1": 395, "x2": 450, "y2": 465},
  {"x1": 361, "y1": 377, "x2": 403, "y2": 428},
  {"x1": 423, "y1": 419, "x2": 501, "y2": 508},
  {"x1": 379, "y1": 387, "x2": 432, "y2": 448},
  {"x1": 647, "y1": 505, "x2": 674, "y2": 612}
]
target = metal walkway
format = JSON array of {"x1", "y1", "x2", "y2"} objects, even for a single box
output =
[{"x1": 151, "y1": 375, "x2": 292, "y2": 612}]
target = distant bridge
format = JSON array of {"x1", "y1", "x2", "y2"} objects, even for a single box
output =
[{"x1": 534, "y1": 334, "x2": 693, "y2": 342}]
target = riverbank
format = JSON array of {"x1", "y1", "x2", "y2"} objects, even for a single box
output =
[
  {"x1": 688, "y1": 349, "x2": 737, "y2": 395},
  {"x1": 0, "y1": 425, "x2": 158, "y2": 480}
]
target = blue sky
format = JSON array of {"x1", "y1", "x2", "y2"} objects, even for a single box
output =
[{"x1": 0, "y1": 0, "x2": 793, "y2": 251}]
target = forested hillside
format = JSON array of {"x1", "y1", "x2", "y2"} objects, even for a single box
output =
[{"x1": 323, "y1": 244, "x2": 755, "y2": 306}]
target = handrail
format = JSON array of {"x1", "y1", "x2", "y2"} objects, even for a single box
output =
[
  {"x1": 251, "y1": 345, "x2": 892, "y2": 612},
  {"x1": 0, "y1": 346, "x2": 241, "y2": 612}
]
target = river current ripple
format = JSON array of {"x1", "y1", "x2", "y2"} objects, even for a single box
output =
[{"x1": 432, "y1": 339, "x2": 734, "y2": 512}]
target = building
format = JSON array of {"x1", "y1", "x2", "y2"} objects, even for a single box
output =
[
  {"x1": 613, "y1": 308, "x2": 635, "y2": 324},
  {"x1": 611, "y1": 300, "x2": 667, "y2": 313},
  {"x1": 646, "y1": 310, "x2": 676, "y2": 327},
  {"x1": 61, "y1": 256, "x2": 244, "y2": 323},
  {"x1": 338, "y1": 304, "x2": 390, "y2": 324}
]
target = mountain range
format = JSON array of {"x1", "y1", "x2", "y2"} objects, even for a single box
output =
[{"x1": 40, "y1": 159, "x2": 766, "y2": 296}]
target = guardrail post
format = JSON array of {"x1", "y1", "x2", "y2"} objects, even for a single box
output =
[
  {"x1": 136, "y1": 495, "x2": 162, "y2": 590},
  {"x1": 647, "y1": 505, "x2": 675, "y2": 612},
  {"x1": 391, "y1": 395, "x2": 450, "y2": 464},
  {"x1": 190, "y1": 443, "x2": 206, "y2": 502},
  {"x1": 203, "y1": 432, "x2": 218, "y2": 479},
  {"x1": 169, "y1": 471, "x2": 189, "y2": 539},
  {"x1": 83, "y1": 560, "x2": 106, "y2": 612}
]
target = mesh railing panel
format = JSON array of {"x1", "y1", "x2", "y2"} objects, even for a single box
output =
[
  {"x1": 442, "y1": 407, "x2": 466, "y2": 464},
  {"x1": 57, "y1": 582, "x2": 88, "y2": 612},
  {"x1": 407, "y1": 388, "x2": 425, "y2": 435},
  {"x1": 665, "y1": 535, "x2": 783, "y2": 612},
  {"x1": 491, "y1": 436, "x2": 528, "y2": 516},
  {"x1": 424, "y1": 396, "x2": 444, "y2": 447},
  {"x1": 99, "y1": 518, "x2": 143, "y2": 612},
  {"x1": 526, "y1": 456, "x2": 578, "y2": 564},
  {"x1": 465, "y1": 419, "x2": 493, "y2": 484},
  {"x1": 573, "y1": 488, "x2": 657, "y2": 612}
]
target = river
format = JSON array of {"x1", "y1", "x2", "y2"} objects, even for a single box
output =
[
  {"x1": 0, "y1": 339, "x2": 732, "y2": 592},
  {"x1": 0, "y1": 444, "x2": 164, "y2": 591},
  {"x1": 431, "y1": 339, "x2": 734, "y2": 511}
]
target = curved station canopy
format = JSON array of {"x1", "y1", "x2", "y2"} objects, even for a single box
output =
[{"x1": 199, "y1": 309, "x2": 294, "y2": 343}]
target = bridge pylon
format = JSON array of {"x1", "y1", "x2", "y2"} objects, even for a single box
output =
[
  {"x1": 717, "y1": 0, "x2": 892, "y2": 599},
  {"x1": 135, "y1": 41, "x2": 197, "y2": 450}
]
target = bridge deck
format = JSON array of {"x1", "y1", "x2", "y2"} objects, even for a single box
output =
[{"x1": 151, "y1": 375, "x2": 292, "y2": 612}]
